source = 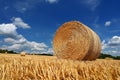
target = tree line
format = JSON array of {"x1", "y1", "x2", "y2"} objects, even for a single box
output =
[
  {"x1": 0, "y1": 49, "x2": 17, "y2": 54},
  {"x1": 0, "y1": 49, "x2": 120, "y2": 60},
  {"x1": 99, "y1": 53, "x2": 120, "y2": 60}
]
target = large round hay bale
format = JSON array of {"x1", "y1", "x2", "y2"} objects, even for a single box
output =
[
  {"x1": 53, "y1": 21, "x2": 101, "y2": 60},
  {"x1": 20, "y1": 52, "x2": 26, "y2": 56}
]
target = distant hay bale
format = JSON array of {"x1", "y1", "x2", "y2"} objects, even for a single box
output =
[
  {"x1": 32, "y1": 53, "x2": 35, "y2": 55},
  {"x1": 20, "y1": 52, "x2": 26, "y2": 56},
  {"x1": 105, "y1": 57, "x2": 113, "y2": 60},
  {"x1": 53, "y1": 21, "x2": 101, "y2": 60}
]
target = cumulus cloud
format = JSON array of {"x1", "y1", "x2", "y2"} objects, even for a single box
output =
[
  {"x1": 0, "y1": 23, "x2": 17, "y2": 38},
  {"x1": 2, "y1": 38, "x2": 48, "y2": 53},
  {"x1": 81, "y1": 0, "x2": 101, "y2": 11},
  {"x1": 45, "y1": 0, "x2": 59, "y2": 4},
  {"x1": 1, "y1": 32, "x2": 48, "y2": 53},
  {"x1": 0, "y1": 17, "x2": 30, "y2": 38},
  {"x1": 102, "y1": 36, "x2": 120, "y2": 56},
  {"x1": 105, "y1": 21, "x2": 111, "y2": 27},
  {"x1": 28, "y1": 41, "x2": 48, "y2": 51},
  {"x1": 4, "y1": 36, "x2": 27, "y2": 44},
  {"x1": 101, "y1": 40, "x2": 107, "y2": 49},
  {"x1": 108, "y1": 36, "x2": 120, "y2": 46},
  {"x1": 46, "y1": 48, "x2": 54, "y2": 54},
  {"x1": 41, "y1": 48, "x2": 54, "y2": 54},
  {"x1": 0, "y1": 17, "x2": 50, "y2": 54},
  {"x1": 12, "y1": 17, "x2": 30, "y2": 29}
]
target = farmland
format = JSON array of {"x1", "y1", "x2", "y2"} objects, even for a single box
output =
[{"x1": 0, "y1": 54, "x2": 120, "y2": 80}]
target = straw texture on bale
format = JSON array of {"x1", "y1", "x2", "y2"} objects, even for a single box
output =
[
  {"x1": 53, "y1": 21, "x2": 101, "y2": 60},
  {"x1": 20, "y1": 52, "x2": 26, "y2": 56}
]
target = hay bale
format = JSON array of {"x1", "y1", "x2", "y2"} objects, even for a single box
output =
[
  {"x1": 53, "y1": 21, "x2": 101, "y2": 60},
  {"x1": 32, "y1": 53, "x2": 35, "y2": 55},
  {"x1": 20, "y1": 52, "x2": 26, "y2": 56},
  {"x1": 105, "y1": 57, "x2": 113, "y2": 60}
]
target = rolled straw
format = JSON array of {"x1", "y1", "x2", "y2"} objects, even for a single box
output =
[{"x1": 53, "y1": 21, "x2": 101, "y2": 60}]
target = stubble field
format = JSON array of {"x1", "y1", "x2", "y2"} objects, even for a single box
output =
[{"x1": 0, "y1": 54, "x2": 120, "y2": 80}]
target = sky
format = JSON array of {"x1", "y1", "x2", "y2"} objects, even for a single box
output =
[{"x1": 0, "y1": 0, "x2": 120, "y2": 56}]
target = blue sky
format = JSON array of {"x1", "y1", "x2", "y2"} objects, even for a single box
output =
[{"x1": 0, "y1": 0, "x2": 120, "y2": 56}]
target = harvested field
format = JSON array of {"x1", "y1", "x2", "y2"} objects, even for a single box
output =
[{"x1": 0, "y1": 54, "x2": 120, "y2": 80}]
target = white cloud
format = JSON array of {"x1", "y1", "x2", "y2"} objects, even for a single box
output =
[
  {"x1": 2, "y1": 35, "x2": 48, "y2": 53},
  {"x1": 108, "y1": 36, "x2": 120, "y2": 46},
  {"x1": 45, "y1": 0, "x2": 58, "y2": 4},
  {"x1": 101, "y1": 40, "x2": 107, "y2": 49},
  {"x1": 102, "y1": 36, "x2": 120, "y2": 56},
  {"x1": 0, "y1": 23, "x2": 17, "y2": 38},
  {"x1": 12, "y1": 17, "x2": 30, "y2": 29},
  {"x1": 41, "y1": 48, "x2": 54, "y2": 54},
  {"x1": 81, "y1": 0, "x2": 101, "y2": 11},
  {"x1": 28, "y1": 41, "x2": 48, "y2": 51},
  {"x1": 105, "y1": 21, "x2": 111, "y2": 27},
  {"x1": 0, "y1": 17, "x2": 30, "y2": 38},
  {"x1": 4, "y1": 36, "x2": 26, "y2": 44},
  {"x1": 3, "y1": 44, "x2": 24, "y2": 52},
  {"x1": 47, "y1": 48, "x2": 54, "y2": 54},
  {"x1": 0, "y1": 17, "x2": 50, "y2": 54}
]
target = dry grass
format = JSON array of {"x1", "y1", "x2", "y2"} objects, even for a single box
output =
[
  {"x1": 53, "y1": 21, "x2": 101, "y2": 60},
  {"x1": 0, "y1": 54, "x2": 120, "y2": 80}
]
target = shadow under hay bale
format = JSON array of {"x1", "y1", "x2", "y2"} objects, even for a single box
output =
[{"x1": 53, "y1": 21, "x2": 101, "y2": 60}]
